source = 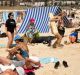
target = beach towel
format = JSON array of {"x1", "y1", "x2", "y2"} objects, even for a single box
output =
[
  {"x1": 30, "y1": 56, "x2": 59, "y2": 64},
  {"x1": 39, "y1": 57, "x2": 59, "y2": 64},
  {"x1": 0, "y1": 44, "x2": 6, "y2": 48}
]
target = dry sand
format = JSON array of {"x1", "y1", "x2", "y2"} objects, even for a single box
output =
[{"x1": 0, "y1": 27, "x2": 80, "y2": 75}]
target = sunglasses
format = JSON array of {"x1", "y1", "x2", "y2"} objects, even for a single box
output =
[{"x1": 11, "y1": 15, "x2": 14, "y2": 16}]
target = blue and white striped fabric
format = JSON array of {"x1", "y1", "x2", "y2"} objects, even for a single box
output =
[
  {"x1": 18, "y1": 6, "x2": 69, "y2": 33},
  {"x1": 3, "y1": 11, "x2": 8, "y2": 23}
]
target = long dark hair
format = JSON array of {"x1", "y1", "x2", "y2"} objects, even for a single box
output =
[{"x1": 15, "y1": 39, "x2": 24, "y2": 42}]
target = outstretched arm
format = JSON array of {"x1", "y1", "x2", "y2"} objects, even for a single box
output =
[
  {"x1": 75, "y1": 28, "x2": 80, "y2": 32},
  {"x1": 71, "y1": 28, "x2": 80, "y2": 33},
  {"x1": 0, "y1": 56, "x2": 11, "y2": 65},
  {"x1": 50, "y1": 16, "x2": 61, "y2": 22}
]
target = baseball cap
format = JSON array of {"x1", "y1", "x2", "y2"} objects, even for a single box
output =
[
  {"x1": 14, "y1": 35, "x2": 22, "y2": 41},
  {"x1": 16, "y1": 67, "x2": 25, "y2": 75},
  {"x1": 29, "y1": 18, "x2": 35, "y2": 23}
]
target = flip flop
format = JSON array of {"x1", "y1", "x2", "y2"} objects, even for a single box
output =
[
  {"x1": 63, "y1": 61, "x2": 68, "y2": 68},
  {"x1": 54, "y1": 61, "x2": 60, "y2": 69}
]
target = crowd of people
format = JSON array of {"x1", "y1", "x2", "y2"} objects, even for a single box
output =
[
  {"x1": 0, "y1": 12, "x2": 41, "y2": 75},
  {"x1": 0, "y1": 9, "x2": 80, "y2": 75}
]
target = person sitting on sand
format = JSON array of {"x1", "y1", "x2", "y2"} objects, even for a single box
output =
[
  {"x1": 7, "y1": 35, "x2": 40, "y2": 69},
  {"x1": 25, "y1": 18, "x2": 38, "y2": 43}
]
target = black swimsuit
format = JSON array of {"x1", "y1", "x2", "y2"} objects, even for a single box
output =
[{"x1": 6, "y1": 19, "x2": 16, "y2": 33}]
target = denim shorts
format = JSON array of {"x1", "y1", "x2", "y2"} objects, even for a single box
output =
[{"x1": 20, "y1": 50, "x2": 29, "y2": 58}]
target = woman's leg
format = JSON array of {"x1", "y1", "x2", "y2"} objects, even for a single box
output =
[
  {"x1": 53, "y1": 33, "x2": 62, "y2": 48},
  {"x1": 12, "y1": 33, "x2": 14, "y2": 44},
  {"x1": 6, "y1": 31, "x2": 13, "y2": 48},
  {"x1": 15, "y1": 54, "x2": 24, "y2": 61},
  {"x1": 57, "y1": 34, "x2": 63, "y2": 46}
]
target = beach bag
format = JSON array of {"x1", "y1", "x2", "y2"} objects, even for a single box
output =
[{"x1": 33, "y1": 32, "x2": 39, "y2": 39}]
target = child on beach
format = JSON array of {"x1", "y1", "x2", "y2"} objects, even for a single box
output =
[
  {"x1": 69, "y1": 31, "x2": 78, "y2": 43},
  {"x1": 69, "y1": 28, "x2": 80, "y2": 43},
  {"x1": 65, "y1": 28, "x2": 80, "y2": 44}
]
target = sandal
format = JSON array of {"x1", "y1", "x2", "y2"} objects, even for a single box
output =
[
  {"x1": 54, "y1": 61, "x2": 60, "y2": 69},
  {"x1": 63, "y1": 61, "x2": 68, "y2": 68}
]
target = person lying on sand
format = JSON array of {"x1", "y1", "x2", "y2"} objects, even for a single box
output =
[
  {"x1": 0, "y1": 56, "x2": 25, "y2": 75},
  {"x1": 0, "y1": 55, "x2": 40, "y2": 75}
]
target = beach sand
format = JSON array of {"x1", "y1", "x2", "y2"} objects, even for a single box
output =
[{"x1": 0, "y1": 27, "x2": 80, "y2": 75}]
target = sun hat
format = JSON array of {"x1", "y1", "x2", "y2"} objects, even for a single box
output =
[
  {"x1": 16, "y1": 67, "x2": 25, "y2": 75},
  {"x1": 14, "y1": 35, "x2": 22, "y2": 41}
]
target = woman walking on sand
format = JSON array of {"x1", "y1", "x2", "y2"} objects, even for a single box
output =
[{"x1": 5, "y1": 12, "x2": 16, "y2": 48}]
